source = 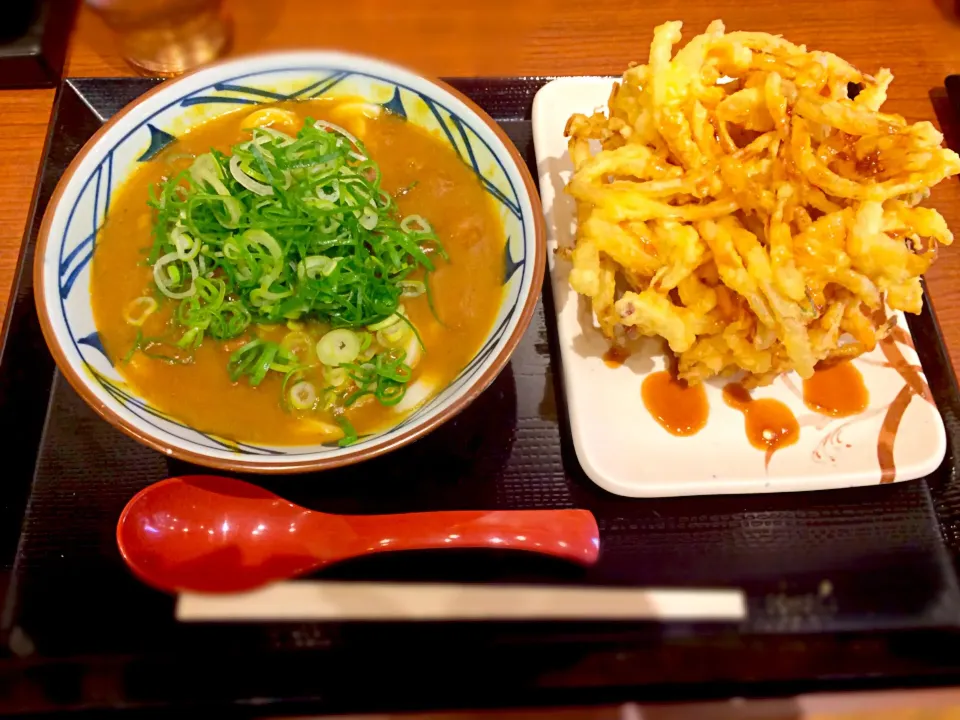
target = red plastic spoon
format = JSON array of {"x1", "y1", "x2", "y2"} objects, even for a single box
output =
[{"x1": 117, "y1": 475, "x2": 600, "y2": 593}]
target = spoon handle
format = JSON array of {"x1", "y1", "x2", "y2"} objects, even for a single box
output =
[{"x1": 342, "y1": 509, "x2": 600, "y2": 565}]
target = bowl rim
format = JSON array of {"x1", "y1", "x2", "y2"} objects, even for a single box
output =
[{"x1": 33, "y1": 51, "x2": 546, "y2": 474}]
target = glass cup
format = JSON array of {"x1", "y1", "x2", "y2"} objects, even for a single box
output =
[{"x1": 86, "y1": 0, "x2": 231, "y2": 77}]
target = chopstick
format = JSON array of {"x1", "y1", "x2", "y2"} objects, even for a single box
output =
[{"x1": 176, "y1": 581, "x2": 746, "y2": 622}]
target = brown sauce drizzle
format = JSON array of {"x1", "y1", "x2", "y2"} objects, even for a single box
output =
[
  {"x1": 802, "y1": 360, "x2": 869, "y2": 417},
  {"x1": 890, "y1": 325, "x2": 915, "y2": 349},
  {"x1": 641, "y1": 371, "x2": 708, "y2": 436},
  {"x1": 863, "y1": 306, "x2": 938, "y2": 482},
  {"x1": 723, "y1": 383, "x2": 799, "y2": 468},
  {"x1": 603, "y1": 346, "x2": 630, "y2": 368},
  {"x1": 876, "y1": 334, "x2": 934, "y2": 483},
  {"x1": 878, "y1": 384, "x2": 915, "y2": 484}
]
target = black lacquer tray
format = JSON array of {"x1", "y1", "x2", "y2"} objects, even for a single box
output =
[{"x1": 2, "y1": 77, "x2": 960, "y2": 715}]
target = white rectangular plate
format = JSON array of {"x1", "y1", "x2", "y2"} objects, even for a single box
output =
[{"x1": 531, "y1": 77, "x2": 946, "y2": 498}]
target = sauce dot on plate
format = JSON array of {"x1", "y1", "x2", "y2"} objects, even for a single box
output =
[
  {"x1": 641, "y1": 371, "x2": 708, "y2": 436},
  {"x1": 723, "y1": 383, "x2": 799, "y2": 466},
  {"x1": 603, "y1": 346, "x2": 630, "y2": 368},
  {"x1": 803, "y1": 360, "x2": 869, "y2": 417}
]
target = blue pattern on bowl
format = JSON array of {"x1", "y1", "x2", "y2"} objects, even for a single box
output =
[
  {"x1": 137, "y1": 124, "x2": 178, "y2": 162},
  {"x1": 46, "y1": 58, "x2": 534, "y2": 462}
]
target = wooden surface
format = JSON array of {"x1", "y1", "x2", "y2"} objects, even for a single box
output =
[{"x1": 311, "y1": 694, "x2": 960, "y2": 720}]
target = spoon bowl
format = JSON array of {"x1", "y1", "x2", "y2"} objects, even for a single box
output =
[{"x1": 117, "y1": 475, "x2": 600, "y2": 593}]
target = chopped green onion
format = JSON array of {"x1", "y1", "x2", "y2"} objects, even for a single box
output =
[
  {"x1": 122, "y1": 328, "x2": 194, "y2": 365},
  {"x1": 146, "y1": 113, "x2": 447, "y2": 420},
  {"x1": 316, "y1": 328, "x2": 360, "y2": 366},
  {"x1": 229, "y1": 154, "x2": 273, "y2": 196},
  {"x1": 357, "y1": 330, "x2": 373, "y2": 353},
  {"x1": 204, "y1": 195, "x2": 243, "y2": 229},
  {"x1": 400, "y1": 214, "x2": 432, "y2": 234},
  {"x1": 299, "y1": 255, "x2": 338, "y2": 279},
  {"x1": 323, "y1": 365, "x2": 349, "y2": 387},
  {"x1": 359, "y1": 205, "x2": 378, "y2": 230},
  {"x1": 153, "y1": 251, "x2": 197, "y2": 299},
  {"x1": 228, "y1": 339, "x2": 296, "y2": 387},
  {"x1": 176, "y1": 325, "x2": 204, "y2": 349},
  {"x1": 121, "y1": 330, "x2": 142, "y2": 363},
  {"x1": 280, "y1": 331, "x2": 314, "y2": 361},
  {"x1": 123, "y1": 297, "x2": 158, "y2": 326},
  {"x1": 367, "y1": 306, "x2": 404, "y2": 332},
  {"x1": 316, "y1": 181, "x2": 340, "y2": 202},
  {"x1": 171, "y1": 225, "x2": 201, "y2": 261},
  {"x1": 288, "y1": 381, "x2": 318, "y2": 410},
  {"x1": 399, "y1": 280, "x2": 426, "y2": 297},
  {"x1": 335, "y1": 413, "x2": 358, "y2": 446},
  {"x1": 397, "y1": 312, "x2": 426, "y2": 353},
  {"x1": 424, "y1": 273, "x2": 444, "y2": 326},
  {"x1": 313, "y1": 119, "x2": 362, "y2": 151},
  {"x1": 376, "y1": 322, "x2": 409, "y2": 348},
  {"x1": 150, "y1": 118, "x2": 444, "y2": 329},
  {"x1": 189, "y1": 153, "x2": 230, "y2": 196},
  {"x1": 339, "y1": 344, "x2": 415, "y2": 408}
]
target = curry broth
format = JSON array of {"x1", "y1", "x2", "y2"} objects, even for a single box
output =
[{"x1": 90, "y1": 99, "x2": 505, "y2": 445}]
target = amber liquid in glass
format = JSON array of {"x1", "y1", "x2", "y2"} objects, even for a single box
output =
[{"x1": 87, "y1": 0, "x2": 230, "y2": 77}]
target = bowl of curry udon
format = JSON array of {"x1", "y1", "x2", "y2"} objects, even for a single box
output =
[{"x1": 34, "y1": 52, "x2": 544, "y2": 473}]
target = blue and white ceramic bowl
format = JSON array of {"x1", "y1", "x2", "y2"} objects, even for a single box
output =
[{"x1": 34, "y1": 52, "x2": 545, "y2": 473}]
